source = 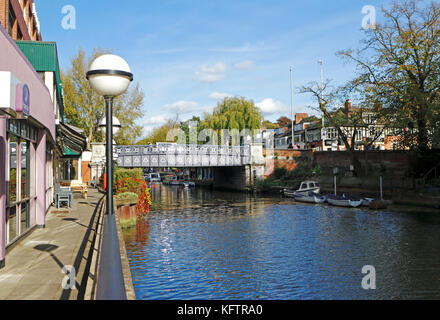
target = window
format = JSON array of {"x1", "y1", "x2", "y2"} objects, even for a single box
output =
[
  {"x1": 62, "y1": 159, "x2": 79, "y2": 180},
  {"x1": 21, "y1": 141, "x2": 30, "y2": 200},
  {"x1": 8, "y1": 6, "x2": 15, "y2": 37},
  {"x1": 9, "y1": 137, "x2": 17, "y2": 203},
  {"x1": 6, "y1": 120, "x2": 36, "y2": 244}
]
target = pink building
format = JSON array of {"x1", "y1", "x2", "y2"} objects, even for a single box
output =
[{"x1": 0, "y1": 25, "x2": 55, "y2": 268}]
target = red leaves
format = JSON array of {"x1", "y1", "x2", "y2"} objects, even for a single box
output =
[{"x1": 116, "y1": 177, "x2": 151, "y2": 217}]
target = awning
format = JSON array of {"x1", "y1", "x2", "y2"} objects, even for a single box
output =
[{"x1": 57, "y1": 122, "x2": 87, "y2": 156}]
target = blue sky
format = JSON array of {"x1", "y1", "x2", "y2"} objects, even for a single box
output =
[{"x1": 36, "y1": 0, "x2": 391, "y2": 137}]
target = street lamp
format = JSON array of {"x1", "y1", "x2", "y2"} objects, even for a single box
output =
[
  {"x1": 86, "y1": 54, "x2": 133, "y2": 300},
  {"x1": 289, "y1": 65, "x2": 294, "y2": 149},
  {"x1": 99, "y1": 116, "x2": 121, "y2": 135},
  {"x1": 318, "y1": 60, "x2": 324, "y2": 128}
]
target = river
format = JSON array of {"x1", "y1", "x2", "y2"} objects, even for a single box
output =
[{"x1": 122, "y1": 185, "x2": 440, "y2": 300}]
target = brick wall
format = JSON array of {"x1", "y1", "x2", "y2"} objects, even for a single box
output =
[
  {"x1": 264, "y1": 149, "x2": 313, "y2": 177},
  {"x1": 0, "y1": 0, "x2": 38, "y2": 40},
  {"x1": 264, "y1": 149, "x2": 421, "y2": 178},
  {"x1": 314, "y1": 151, "x2": 412, "y2": 177}
]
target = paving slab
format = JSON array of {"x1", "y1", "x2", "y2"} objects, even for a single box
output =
[{"x1": 0, "y1": 189, "x2": 103, "y2": 300}]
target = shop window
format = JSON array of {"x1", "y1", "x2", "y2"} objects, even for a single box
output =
[
  {"x1": 62, "y1": 159, "x2": 79, "y2": 180},
  {"x1": 6, "y1": 123, "x2": 36, "y2": 244},
  {"x1": 8, "y1": 207, "x2": 17, "y2": 242},
  {"x1": 21, "y1": 141, "x2": 30, "y2": 199},
  {"x1": 21, "y1": 202, "x2": 29, "y2": 234},
  {"x1": 9, "y1": 137, "x2": 17, "y2": 203}
]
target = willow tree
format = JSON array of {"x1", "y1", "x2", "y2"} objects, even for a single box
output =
[
  {"x1": 338, "y1": 0, "x2": 440, "y2": 151},
  {"x1": 201, "y1": 96, "x2": 262, "y2": 145},
  {"x1": 62, "y1": 48, "x2": 144, "y2": 147}
]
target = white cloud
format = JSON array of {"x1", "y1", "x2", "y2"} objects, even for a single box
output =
[
  {"x1": 141, "y1": 115, "x2": 169, "y2": 137},
  {"x1": 234, "y1": 60, "x2": 254, "y2": 70},
  {"x1": 208, "y1": 92, "x2": 232, "y2": 100},
  {"x1": 256, "y1": 98, "x2": 288, "y2": 115},
  {"x1": 195, "y1": 63, "x2": 227, "y2": 83},
  {"x1": 143, "y1": 115, "x2": 168, "y2": 125},
  {"x1": 163, "y1": 100, "x2": 199, "y2": 114}
]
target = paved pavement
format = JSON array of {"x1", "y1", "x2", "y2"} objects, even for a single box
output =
[{"x1": 0, "y1": 189, "x2": 104, "y2": 300}]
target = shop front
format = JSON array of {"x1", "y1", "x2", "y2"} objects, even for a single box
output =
[{"x1": 0, "y1": 26, "x2": 55, "y2": 268}]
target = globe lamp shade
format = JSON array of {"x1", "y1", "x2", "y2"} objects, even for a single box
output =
[
  {"x1": 86, "y1": 54, "x2": 133, "y2": 97},
  {"x1": 99, "y1": 116, "x2": 121, "y2": 135}
]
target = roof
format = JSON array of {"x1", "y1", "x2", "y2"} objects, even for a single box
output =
[{"x1": 15, "y1": 41, "x2": 64, "y2": 121}]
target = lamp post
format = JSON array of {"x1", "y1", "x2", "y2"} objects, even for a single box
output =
[
  {"x1": 86, "y1": 54, "x2": 133, "y2": 300},
  {"x1": 289, "y1": 65, "x2": 294, "y2": 149},
  {"x1": 318, "y1": 60, "x2": 324, "y2": 128},
  {"x1": 100, "y1": 117, "x2": 121, "y2": 160}
]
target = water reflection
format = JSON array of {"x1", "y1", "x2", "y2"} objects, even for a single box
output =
[{"x1": 123, "y1": 186, "x2": 440, "y2": 300}]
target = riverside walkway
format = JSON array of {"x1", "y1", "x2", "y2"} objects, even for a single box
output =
[{"x1": 0, "y1": 189, "x2": 104, "y2": 300}]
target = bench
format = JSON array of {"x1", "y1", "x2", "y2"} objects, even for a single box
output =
[
  {"x1": 71, "y1": 184, "x2": 88, "y2": 199},
  {"x1": 61, "y1": 181, "x2": 88, "y2": 199},
  {"x1": 55, "y1": 184, "x2": 74, "y2": 208}
]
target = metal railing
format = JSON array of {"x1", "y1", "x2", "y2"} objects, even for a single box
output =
[{"x1": 96, "y1": 200, "x2": 127, "y2": 300}]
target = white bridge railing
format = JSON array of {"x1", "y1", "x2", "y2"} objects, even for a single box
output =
[{"x1": 115, "y1": 144, "x2": 251, "y2": 168}]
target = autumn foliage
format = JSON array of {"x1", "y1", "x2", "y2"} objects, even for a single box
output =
[{"x1": 116, "y1": 177, "x2": 151, "y2": 217}]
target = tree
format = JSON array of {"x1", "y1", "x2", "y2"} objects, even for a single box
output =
[
  {"x1": 201, "y1": 96, "x2": 262, "y2": 144},
  {"x1": 179, "y1": 116, "x2": 202, "y2": 144},
  {"x1": 276, "y1": 116, "x2": 291, "y2": 127},
  {"x1": 301, "y1": 79, "x2": 392, "y2": 150},
  {"x1": 137, "y1": 119, "x2": 180, "y2": 145},
  {"x1": 262, "y1": 120, "x2": 279, "y2": 129},
  {"x1": 338, "y1": 0, "x2": 440, "y2": 151},
  {"x1": 62, "y1": 48, "x2": 144, "y2": 147}
]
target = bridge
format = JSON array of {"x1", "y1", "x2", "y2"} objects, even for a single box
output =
[
  {"x1": 115, "y1": 144, "x2": 251, "y2": 168},
  {"x1": 114, "y1": 144, "x2": 265, "y2": 191}
]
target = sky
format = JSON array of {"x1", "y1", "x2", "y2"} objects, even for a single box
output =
[{"x1": 36, "y1": 0, "x2": 393, "y2": 137}]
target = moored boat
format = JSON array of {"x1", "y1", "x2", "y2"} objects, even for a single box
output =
[
  {"x1": 183, "y1": 181, "x2": 196, "y2": 188},
  {"x1": 294, "y1": 191, "x2": 327, "y2": 204},
  {"x1": 361, "y1": 198, "x2": 375, "y2": 207},
  {"x1": 327, "y1": 195, "x2": 363, "y2": 208},
  {"x1": 283, "y1": 180, "x2": 321, "y2": 197}
]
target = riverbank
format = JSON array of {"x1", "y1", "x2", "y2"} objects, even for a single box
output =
[{"x1": 257, "y1": 183, "x2": 440, "y2": 213}]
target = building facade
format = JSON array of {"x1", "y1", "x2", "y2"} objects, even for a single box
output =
[
  {"x1": 0, "y1": 0, "x2": 42, "y2": 41},
  {"x1": 0, "y1": 25, "x2": 52, "y2": 268}
]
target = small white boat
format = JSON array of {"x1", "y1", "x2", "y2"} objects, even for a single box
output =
[
  {"x1": 183, "y1": 181, "x2": 195, "y2": 188},
  {"x1": 327, "y1": 195, "x2": 363, "y2": 208},
  {"x1": 361, "y1": 198, "x2": 375, "y2": 207},
  {"x1": 294, "y1": 191, "x2": 326, "y2": 204},
  {"x1": 283, "y1": 180, "x2": 321, "y2": 197}
]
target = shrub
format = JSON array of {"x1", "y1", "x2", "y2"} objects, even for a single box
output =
[
  {"x1": 273, "y1": 167, "x2": 288, "y2": 179},
  {"x1": 115, "y1": 192, "x2": 139, "y2": 201},
  {"x1": 116, "y1": 177, "x2": 151, "y2": 217},
  {"x1": 114, "y1": 168, "x2": 143, "y2": 185}
]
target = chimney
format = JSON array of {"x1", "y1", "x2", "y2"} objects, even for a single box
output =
[
  {"x1": 344, "y1": 99, "x2": 351, "y2": 114},
  {"x1": 295, "y1": 113, "x2": 309, "y2": 124}
]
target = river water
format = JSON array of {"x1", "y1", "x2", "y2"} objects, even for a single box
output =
[{"x1": 122, "y1": 185, "x2": 440, "y2": 300}]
